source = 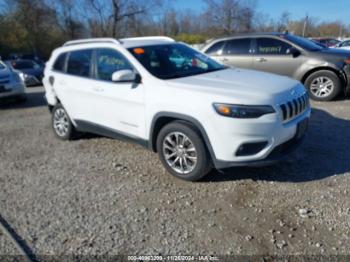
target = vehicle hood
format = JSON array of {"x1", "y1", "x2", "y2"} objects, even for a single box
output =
[
  {"x1": 166, "y1": 68, "x2": 303, "y2": 100},
  {"x1": 315, "y1": 48, "x2": 350, "y2": 58}
]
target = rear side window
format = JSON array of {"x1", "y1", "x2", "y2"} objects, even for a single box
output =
[
  {"x1": 67, "y1": 50, "x2": 92, "y2": 77},
  {"x1": 53, "y1": 53, "x2": 67, "y2": 72},
  {"x1": 96, "y1": 49, "x2": 133, "y2": 81},
  {"x1": 205, "y1": 41, "x2": 225, "y2": 55},
  {"x1": 223, "y1": 38, "x2": 251, "y2": 55},
  {"x1": 256, "y1": 38, "x2": 292, "y2": 55}
]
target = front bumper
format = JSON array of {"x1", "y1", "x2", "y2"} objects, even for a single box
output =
[
  {"x1": 0, "y1": 83, "x2": 26, "y2": 100},
  {"x1": 214, "y1": 131, "x2": 305, "y2": 169},
  {"x1": 343, "y1": 65, "x2": 350, "y2": 93},
  {"x1": 207, "y1": 108, "x2": 311, "y2": 169},
  {"x1": 25, "y1": 75, "x2": 42, "y2": 86}
]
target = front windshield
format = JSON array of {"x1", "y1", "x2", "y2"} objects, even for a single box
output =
[
  {"x1": 12, "y1": 60, "x2": 38, "y2": 70},
  {"x1": 128, "y1": 43, "x2": 226, "y2": 80},
  {"x1": 285, "y1": 35, "x2": 324, "y2": 51}
]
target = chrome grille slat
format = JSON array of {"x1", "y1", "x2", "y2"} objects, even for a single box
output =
[{"x1": 280, "y1": 92, "x2": 309, "y2": 122}]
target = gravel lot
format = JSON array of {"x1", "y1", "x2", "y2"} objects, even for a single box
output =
[{"x1": 0, "y1": 86, "x2": 350, "y2": 258}]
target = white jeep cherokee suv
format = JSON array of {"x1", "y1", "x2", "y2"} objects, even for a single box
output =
[{"x1": 43, "y1": 37, "x2": 311, "y2": 181}]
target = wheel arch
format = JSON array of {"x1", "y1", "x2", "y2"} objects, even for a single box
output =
[
  {"x1": 301, "y1": 67, "x2": 346, "y2": 87},
  {"x1": 149, "y1": 112, "x2": 216, "y2": 160}
]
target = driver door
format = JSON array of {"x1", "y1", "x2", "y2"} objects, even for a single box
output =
[{"x1": 252, "y1": 37, "x2": 304, "y2": 77}]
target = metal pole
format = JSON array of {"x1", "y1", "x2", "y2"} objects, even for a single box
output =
[{"x1": 302, "y1": 15, "x2": 308, "y2": 37}]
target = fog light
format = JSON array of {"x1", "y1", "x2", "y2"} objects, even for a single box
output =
[{"x1": 236, "y1": 142, "x2": 268, "y2": 156}]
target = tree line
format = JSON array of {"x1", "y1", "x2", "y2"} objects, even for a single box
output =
[{"x1": 0, "y1": 0, "x2": 349, "y2": 59}]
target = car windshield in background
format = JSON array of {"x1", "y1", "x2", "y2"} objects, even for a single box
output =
[
  {"x1": 128, "y1": 43, "x2": 226, "y2": 79},
  {"x1": 12, "y1": 60, "x2": 38, "y2": 70},
  {"x1": 285, "y1": 35, "x2": 324, "y2": 51}
]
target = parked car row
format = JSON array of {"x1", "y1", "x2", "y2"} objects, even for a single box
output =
[
  {"x1": 6, "y1": 59, "x2": 44, "y2": 86},
  {"x1": 202, "y1": 33, "x2": 350, "y2": 101},
  {"x1": 0, "y1": 60, "x2": 27, "y2": 102}
]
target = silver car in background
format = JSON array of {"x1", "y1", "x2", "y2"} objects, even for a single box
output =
[
  {"x1": 0, "y1": 60, "x2": 27, "y2": 102},
  {"x1": 202, "y1": 33, "x2": 350, "y2": 101}
]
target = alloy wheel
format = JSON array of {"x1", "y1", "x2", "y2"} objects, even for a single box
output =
[
  {"x1": 53, "y1": 108, "x2": 69, "y2": 137},
  {"x1": 162, "y1": 132, "x2": 198, "y2": 174},
  {"x1": 310, "y1": 76, "x2": 334, "y2": 98}
]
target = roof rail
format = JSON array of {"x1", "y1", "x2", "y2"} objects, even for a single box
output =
[
  {"x1": 120, "y1": 36, "x2": 175, "y2": 43},
  {"x1": 63, "y1": 38, "x2": 121, "y2": 47}
]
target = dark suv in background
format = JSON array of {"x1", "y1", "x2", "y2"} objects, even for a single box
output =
[{"x1": 202, "y1": 33, "x2": 350, "y2": 101}]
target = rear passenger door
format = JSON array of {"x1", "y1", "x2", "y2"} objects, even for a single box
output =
[
  {"x1": 53, "y1": 49, "x2": 96, "y2": 122},
  {"x1": 252, "y1": 37, "x2": 304, "y2": 77},
  {"x1": 219, "y1": 38, "x2": 253, "y2": 69}
]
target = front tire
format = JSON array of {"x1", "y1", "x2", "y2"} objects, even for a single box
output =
[
  {"x1": 304, "y1": 70, "x2": 342, "y2": 101},
  {"x1": 52, "y1": 104, "x2": 76, "y2": 140},
  {"x1": 156, "y1": 121, "x2": 212, "y2": 181}
]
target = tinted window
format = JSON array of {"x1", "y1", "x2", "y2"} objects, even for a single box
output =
[
  {"x1": 128, "y1": 43, "x2": 226, "y2": 80},
  {"x1": 96, "y1": 49, "x2": 133, "y2": 81},
  {"x1": 12, "y1": 60, "x2": 37, "y2": 69},
  {"x1": 0, "y1": 62, "x2": 6, "y2": 70},
  {"x1": 67, "y1": 50, "x2": 92, "y2": 77},
  {"x1": 53, "y1": 53, "x2": 67, "y2": 72},
  {"x1": 256, "y1": 38, "x2": 292, "y2": 55},
  {"x1": 223, "y1": 39, "x2": 251, "y2": 55},
  {"x1": 205, "y1": 41, "x2": 225, "y2": 55}
]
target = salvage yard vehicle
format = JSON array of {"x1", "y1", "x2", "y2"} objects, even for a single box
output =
[
  {"x1": 7, "y1": 59, "x2": 44, "y2": 86},
  {"x1": 0, "y1": 60, "x2": 27, "y2": 102},
  {"x1": 202, "y1": 33, "x2": 350, "y2": 101},
  {"x1": 336, "y1": 38, "x2": 350, "y2": 51},
  {"x1": 43, "y1": 37, "x2": 311, "y2": 181}
]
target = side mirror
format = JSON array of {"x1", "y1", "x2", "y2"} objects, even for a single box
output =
[
  {"x1": 289, "y1": 47, "x2": 301, "y2": 58},
  {"x1": 112, "y1": 69, "x2": 140, "y2": 83}
]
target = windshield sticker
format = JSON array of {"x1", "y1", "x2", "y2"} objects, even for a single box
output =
[
  {"x1": 259, "y1": 46, "x2": 282, "y2": 54},
  {"x1": 133, "y1": 48, "x2": 145, "y2": 55}
]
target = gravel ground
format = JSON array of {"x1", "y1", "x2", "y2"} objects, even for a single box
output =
[{"x1": 0, "y1": 86, "x2": 350, "y2": 258}]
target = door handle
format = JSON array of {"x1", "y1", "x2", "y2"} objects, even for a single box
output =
[
  {"x1": 221, "y1": 58, "x2": 229, "y2": 62},
  {"x1": 256, "y1": 57, "x2": 267, "y2": 62}
]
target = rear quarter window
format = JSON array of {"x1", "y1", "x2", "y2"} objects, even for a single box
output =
[{"x1": 53, "y1": 53, "x2": 67, "y2": 72}]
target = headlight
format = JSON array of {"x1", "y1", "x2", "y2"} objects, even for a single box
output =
[
  {"x1": 213, "y1": 103, "x2": 275, "y2": 118},
  {"x1": 13, "y1": 73, "x2": 23, "y2": 83}
]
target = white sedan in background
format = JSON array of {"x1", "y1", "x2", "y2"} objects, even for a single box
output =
[
  {"x1": 0, "y1": 60, "x2": 27, "y2": 102},
  {"x1": 335, "y1": 38, "x2": 350, "y2": 51}
]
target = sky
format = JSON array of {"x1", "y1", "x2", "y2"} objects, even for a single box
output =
[{"x1": 173, "y1": 0, "x2": 350, "y2": 24}]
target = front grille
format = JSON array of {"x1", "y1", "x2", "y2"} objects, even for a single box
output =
[{"x1": 280, "y1": 92, "x2": 309, "y2": 121}]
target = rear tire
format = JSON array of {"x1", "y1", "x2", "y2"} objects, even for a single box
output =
[
  {"x1": 304, "y1": 70, "x2": 342, "y2": 101},
  {"x1": 51, "y1": 104, "x2": 76, "y2": 140},
  {"x1": 156, "y1": 121, "x2": 212, "y2": 181}
]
